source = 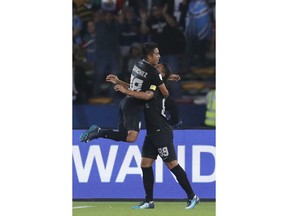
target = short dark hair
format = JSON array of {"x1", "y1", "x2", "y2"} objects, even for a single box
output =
[
  {"x1": 142, "y1": 42, "x2": 158, "y2": 60},
  {"x1": 161, "y1": 62, "x2": 172, "y2": 81}
]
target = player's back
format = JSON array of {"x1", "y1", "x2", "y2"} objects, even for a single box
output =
[{"x1": 129, "y1": 60, "x2": 163, "y2": 93}]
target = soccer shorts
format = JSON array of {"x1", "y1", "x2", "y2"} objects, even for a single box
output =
[
  {"x1": 142, "y1": 130, "x2": 177, "y2": 162},
  {"x1": 118, "y1": 96, "x2": 142, "y2": 132}
]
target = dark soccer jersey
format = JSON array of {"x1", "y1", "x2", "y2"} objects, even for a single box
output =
[
  {"x1": 144, "y1": 90, "x2": 173, "y2": 134},
  {"x1": 129, "y1": 60, "x2": 164, "y2": 93},
  {"x1": 120, "y1": 59, "x2": 164, "y2": 132}
]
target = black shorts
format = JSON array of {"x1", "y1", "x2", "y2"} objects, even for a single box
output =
[
  {"x1": 142, "y1": 130, "x2": 177, "y2": 162},
  {"x1": 118, "y1": 96, "x2": 142, "y2": 132}
]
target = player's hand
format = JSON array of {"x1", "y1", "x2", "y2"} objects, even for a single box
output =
[
  {"x1": 114, "y1": 84, "x2": 127, "y2": 93},
  {"x1": 168, "y1": 74, "x2": 181, "y2": 81},
  {"x1": 106, "y1": 74, "x2": 119, "y2": 84}
]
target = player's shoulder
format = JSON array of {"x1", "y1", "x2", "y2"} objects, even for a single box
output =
[{"x1": 139, "y1": 61, "x2": 157, "y2": 73}]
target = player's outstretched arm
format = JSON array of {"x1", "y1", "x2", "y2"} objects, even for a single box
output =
[
  {"x1": 106, "y1": 74, "x2": 129, "y2": 89},
  {"x1": 168, "y1": 74, "x2": 181, "y2": 81},
  {"x1": 158, "y1": 83, "x2": 169, "y2": 98},
  {"x1": 114, "y1": 84, "x2": 154, "y2": 101}
]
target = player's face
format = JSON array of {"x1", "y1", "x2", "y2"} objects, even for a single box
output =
[
  {"x1": 148, "y1": 48, "x2": 160, "y2": 66},
  {"x1": 156, "y1": 64, "x2": 166, "y2": 77}
]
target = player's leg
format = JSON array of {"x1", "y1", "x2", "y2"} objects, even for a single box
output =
[
  {"x1": 132, "y1": 136, "x2": 157, "y2": 209},
  {"x1": 126, "y1": 130, "x2": 138, "y2": 142},
  {"x1": 79, "y1": 124, "x2": 101, "y2": 142},
  {"x1": 96, "y1": 128, "x2": 138, "y2": 142},
  {"x1": 156, "y1": 132, "x2": 200, "y2": 209},
  {"x1": 132, "y1": 157, "x2": 155, "y2": 209},
  {"x1": 80, "y1": 97, "x2": 140, "y2": 143},
  {"x1": 165, "y1": 160, "x2": 194, "y2": 196},
  {"x1": 97, "y1": 104, "x2": 140, "y2": 142},
  {"x1": 79, "y1": 98, "x2": 128, "y2": 142},
  {"x1": 79, "y1": 124, "x2": 139, "y2": 143},
  {"x1": 121, "y1": 97, "x2": 142, "y2": 142},
  {"x1": 95, "y1": 99, "x2": 133, "y2": 142},
  {"x1": 141, "y1": 157, "x2": 155, "y2": 202},
  {"x1": 164, "y1": 160, "x2": 200, "y2": 209}
]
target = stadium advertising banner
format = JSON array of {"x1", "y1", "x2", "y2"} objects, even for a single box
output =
[{"x1": 73, "y1": 129, "x2": 215, "y2": 199}]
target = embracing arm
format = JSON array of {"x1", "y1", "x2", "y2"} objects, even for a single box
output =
[
  {"x1": 106, "y1": 74, "x2": 130, "y2": 89},
  {"x1": 114, "y1": 85, "x2": 154, "y2": 100},
  {"x1": 158, "y1": 83, "x2": 169, "y2": 98}
]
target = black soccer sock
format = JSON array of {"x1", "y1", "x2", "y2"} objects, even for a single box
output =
[
  {"x1": 98, "y1": 129, "x2": 127, "y2": 142},
  {"x1": 170, "y1": 164, "x2": 195, "y2": 199},
  {"x1": 141, "y1": 166, "x2": 154, "y2": 202}
]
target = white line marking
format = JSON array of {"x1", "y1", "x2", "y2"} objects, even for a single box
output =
[{"x1": 73, "y1": 206, "x2": 93, "y2": 209}]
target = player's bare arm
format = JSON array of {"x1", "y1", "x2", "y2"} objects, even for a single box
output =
[
  {"x1": 158, "y1": 83, "x2": 169, "y2": 98},
  {"x1": 114, "y1": 84, "x2": 154, "y2": 101},
  {"x1": 168, "y1": 74, "x2": 181, "y2": 81},
  {"x1": 106, "y1": 74, "x2": 129, "y2": 89}
]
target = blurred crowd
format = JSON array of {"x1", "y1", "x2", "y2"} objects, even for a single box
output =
[{"x1": 73, "y1": 0, "x2": 216, "y2": 104}]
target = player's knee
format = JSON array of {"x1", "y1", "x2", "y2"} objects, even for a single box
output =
[
  {"x1": 141, "y1": 157, "x2": 154, "y2": 167},
  {"x1": 126, "y1": 136, "x2": 137, "y2": 143},
  {"x1": 165, "y1": 160, "x2": 178, "y2": 170},
  {"x1": 126, "y1": 130, "x2": 138, "y2": 142}
]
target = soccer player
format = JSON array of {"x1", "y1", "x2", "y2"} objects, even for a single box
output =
[
  {"x1": 79, "y1": 43, "x2": 169, "y2": 143},
  {"x1": 113, "y1": 79, "x2": 200, "y2": 210},
  {"x1": 156, "y1": 62, "x2": 182, "y2": 127}
]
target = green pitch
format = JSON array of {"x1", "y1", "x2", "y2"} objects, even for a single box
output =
[{"x1": 73, "y1": 201, "x2": 215, "y2": 216}]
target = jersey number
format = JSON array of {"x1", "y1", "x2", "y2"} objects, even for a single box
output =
[
  {"x1": 130, "y1": 74, "x2": 144, "y2": 91},
  {"x1": 158, "y1": 147, "x2": 169, "y2": 157}
]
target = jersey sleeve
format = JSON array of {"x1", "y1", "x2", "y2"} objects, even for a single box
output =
[{"x1": 150, "y1": 68, "x2": 164, "y2": 87}]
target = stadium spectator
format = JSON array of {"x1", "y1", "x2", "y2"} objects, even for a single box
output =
[
  {"x1": 76, "y1": 0, "x2": 94, "y2": 22},
  {"x1": 82, "y1": 20, "x2": 97, "y2": 64},
  {"x1": 140, "y1": 3, "x2": 181, "y2": 73},
  {"x1": 91, "y1": 10, "x2": 121, "y2": 99},
  {"x1": 76, "y1": 0, "x2": 94, "y2": 37},
  {"x1": 92, "y1": 8, "x2": 104, "y2": 24},
  {"x1": 204, "y1": 88, "x2": 215, "y2": 127},
  {"x1": 73, "y1": 1, "x2": 83, "y2": 46},
  {"x1": 121, "y1": 42, "x2": 142, "y2": 84},
  {"x1": 125, "y1": 0, "x2": 149, "y2": 18},
  {"x1": 73, "y1": 61, "x2": 78, "y2": 102},
  {"x1": 140, "y1": 3, "x2": 185, "y2": 98},
  {"x1": 183, "y1": 0, "x2": 213, "y2": 68},
  {"x1": 153, "y1": 0, "x2": 176, "y2": 16},
  {"x1": 178, "y1": 0, "x2": 190, "y2": 31},
  {"x1": 116, "y1": 7, "x2": 141, "y2": 58},
  {"x1": 73, "y1": 45, "x2": 93, "y2": 103},
  {"x1": 100, "y1": 0, "x2": 126, "y2": 12}
]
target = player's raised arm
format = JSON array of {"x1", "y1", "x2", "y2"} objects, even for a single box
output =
[{"x1": 106, "y1": 74, "x2": 130, "y2": 89}]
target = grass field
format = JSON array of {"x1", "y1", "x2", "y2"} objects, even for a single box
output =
[{"x1": 73, "y1": 201, "x2": 215, "y2": 216}]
